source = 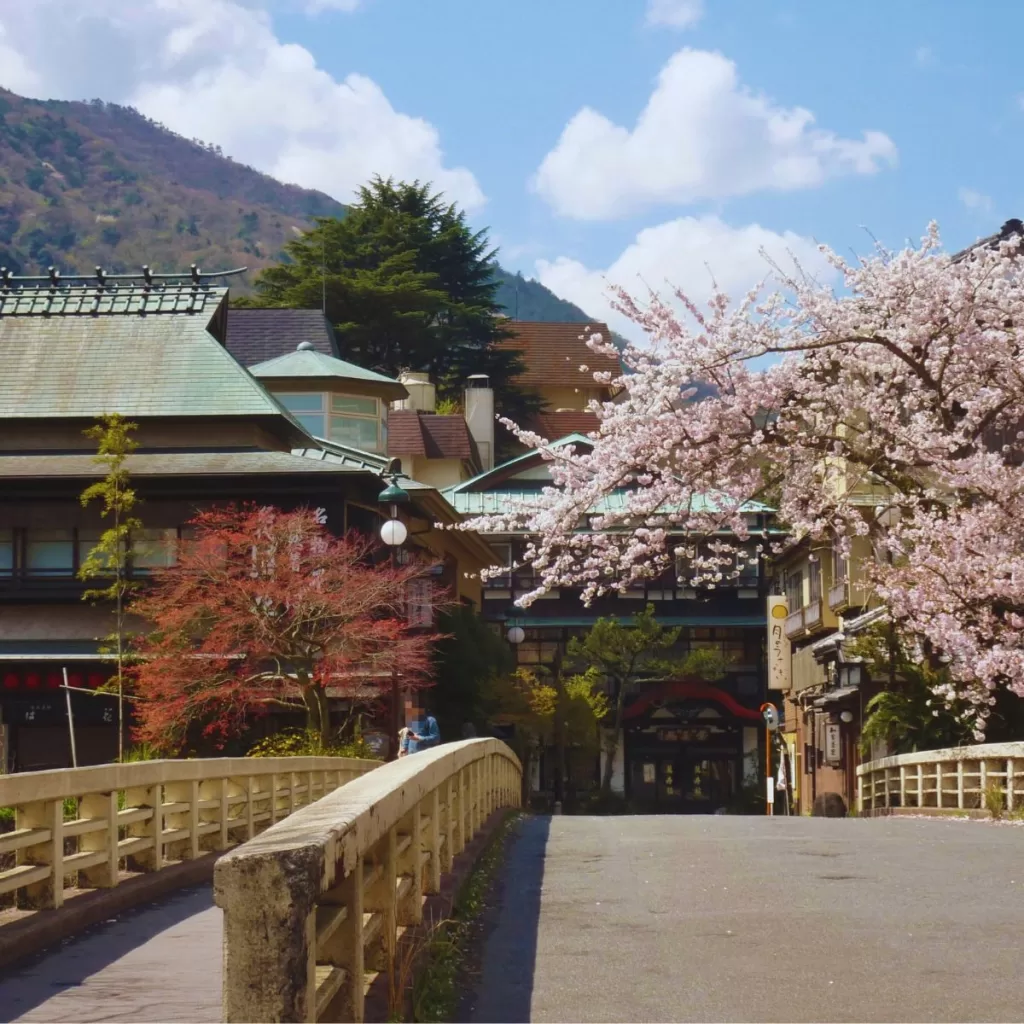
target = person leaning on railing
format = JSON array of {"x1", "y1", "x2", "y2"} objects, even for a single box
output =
[{"x1": 401, "y1": 696, "x2": 440, "y2": 755}]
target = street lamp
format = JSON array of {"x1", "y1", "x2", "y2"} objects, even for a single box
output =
[
  {"x1": 379, "y1": 460, "x2": 410, "y2": 761},
  {"x1": 505, "y1": 608, "x2": 525, "y2": 645}
]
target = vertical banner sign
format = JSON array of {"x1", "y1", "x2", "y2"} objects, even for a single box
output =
[{"x1": 767, "y1": 597, "x2": 791, "y2": 690}]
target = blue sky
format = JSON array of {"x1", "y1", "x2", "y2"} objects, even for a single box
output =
[{"x1": 0, "y1": 1, "x2": 1019, "y2": 337}]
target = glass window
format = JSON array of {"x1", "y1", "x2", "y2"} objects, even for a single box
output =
[
  {"x1": 133, "y1": 528, "x2": 179, "y2": 570},
  {"x1": 331, "y1": 395, "x2": 377, "y2": 416},
  {"x1": 0, "y1": 529, "x2": 13, "y2": 575},
  {"x1": 808, "y1": 559, "x2": 822, "y2": 603},
  {"x1": 784, "y1": 570, "x2": 803, "y2": 610},
  {"x1": 26, "y1": 529, "x2": 74, "y2": 576},
  {"x1": 277, "y1": 393, "x2": 324, "y2": 413},
  {"x1": 329, "y1": 415, "x2": 379, "y2": 449},
  {"x1": 77, "y1": 529, "x2": 118, "y2": 574},
  {"x1": 487, "y1": 543, "x2": 512, "y2": 588},
  {"x1": 275, "y1": 393, "x2": 327, "y2": 438}
]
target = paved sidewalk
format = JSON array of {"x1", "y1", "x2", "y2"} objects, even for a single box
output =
[
  {"x1": 469, "y1": 815, "x2": 1024, "y2": 1023},
  {"x1": 0, "y1": 886, "x2": 221, "y2": 1023}
]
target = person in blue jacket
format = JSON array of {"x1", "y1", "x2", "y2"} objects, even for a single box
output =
[{"x1": 401, "y1": 695, "x2": 440, "y2": 755}]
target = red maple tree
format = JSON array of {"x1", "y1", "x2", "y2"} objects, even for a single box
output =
[{"x1": 130, "y1": 505, "x2": 439, "y2": 752}]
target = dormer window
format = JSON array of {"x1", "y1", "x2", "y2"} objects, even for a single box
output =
[{"x1": 276, "y1": 391, "x2": 386, "y2": 452}]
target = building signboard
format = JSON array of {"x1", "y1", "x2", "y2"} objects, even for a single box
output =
[
  {"x1": 767, "y1": 596, "x2": 792, "y2": 690},
  {"x1": 824, "y1": 723, "x2": 842, "y2": 765}
]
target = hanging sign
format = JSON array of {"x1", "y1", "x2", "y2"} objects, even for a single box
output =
[
  {"x1": 824, "y1": 723, "x2": 842, "y2": 765},
  {"x1": 767, "y1": 596, "x2": 792, "y2": 690}
]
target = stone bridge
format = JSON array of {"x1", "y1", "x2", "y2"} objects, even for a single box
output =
[{"x1": 0, "y1": 743, "x2": 1022, "y2": 1023}]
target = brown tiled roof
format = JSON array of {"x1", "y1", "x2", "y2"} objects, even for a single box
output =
[
  {"x1": 387, "y1": 411, "x2": 477, "y2": 461},
  {"x1": 529, "y1": 411, "x2": 600, "y2": 440},
  {"x1": 951, "y1": 218, "x2": 1024, "y2": 263},
  {"x1": 225, "y1": 308, "x2": 339, "y2": 366},
  {"x1": 493, "y1": 320, "x2": 620, "y2": 389}
]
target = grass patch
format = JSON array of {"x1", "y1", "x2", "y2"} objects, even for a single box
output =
[{"x1": 411, "y1": 812, "x2": 520, "y2": 1023}]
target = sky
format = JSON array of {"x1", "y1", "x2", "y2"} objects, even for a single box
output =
[{"x1": 0, "y1": 0, "x2": 1019, "y2": 340}]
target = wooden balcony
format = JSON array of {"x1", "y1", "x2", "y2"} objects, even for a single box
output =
[
  {"x1": 784, "y1": 608, "x2": 805, "y2": 638},
  {"x1": 829, "y1": 580, "x2": 848, "y2": 611},
  {"x1": 804, "y1": 599, "x2": 823, "y2": 631}
]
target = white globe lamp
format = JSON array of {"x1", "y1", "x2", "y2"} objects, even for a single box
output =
[{"x1": 380, "y1": 518, "x2": 408, "y2": 547}]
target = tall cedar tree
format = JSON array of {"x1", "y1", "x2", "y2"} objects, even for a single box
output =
[
  {"x1": 130, "y1": 505, "x2": 438, "y2": 753},
  {"x1": 569, "y1": 604, "x2": 728, "y2": 798},
  {"x1": 242, "y1": 177, "x2": 543, "y2": 436},
  {"x1": 79, "y1": 414, "x2": 141, "y2": 762}
]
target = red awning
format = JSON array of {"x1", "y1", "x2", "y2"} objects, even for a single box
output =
[{"x1": 622, "y1": 681, "x2": 762, "y2": 721}]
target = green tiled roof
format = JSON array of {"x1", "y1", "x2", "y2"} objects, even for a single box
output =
[
  {"x1": 446, "y1": 489, "x2": 775, "y2": 518},
  {"x1": 0, "y1": 278, "x2": 224, "y2": 317},
  {"x1": 249, "y1": 348, "x2": 404, "y2": 388},
  {"x1": 0, "y1": 292, "x2": 293, "y2": 421},
  {"x1": 0, "y1": 451, "x2": 375, "y2": 479}
]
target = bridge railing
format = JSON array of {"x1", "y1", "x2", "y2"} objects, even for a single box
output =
[
  {"x1": 215, "y1": 737, "x2": 522, "y2": 1023},
  {"x1": 0, "y1": 755, "x2": 379, "y2": 911},
  {"x1": 857, "y1": 741, "x2": 1024, "y2": 814}
]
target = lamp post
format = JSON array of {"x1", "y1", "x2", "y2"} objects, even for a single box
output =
[
  {"x1": 760, "y1": 701, "x2": 779, "y2": 816},
  {"x1": 379, "y1": 460, "x2": 410, "y2": 761}
]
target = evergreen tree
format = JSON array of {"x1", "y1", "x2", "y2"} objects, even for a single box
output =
[
  {"x1": 569, "y1": 604, "x2": 729, "y2": 799},
  {"x1": 243, "y1": 177, "x2": 542, "y2": 433}
]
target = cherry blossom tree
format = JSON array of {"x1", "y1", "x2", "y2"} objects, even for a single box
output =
[
  {"x1": 462, "y1": 224, "x2": 1024, "y2": 736},
  {"x1": 130, "y1": 505, "x2": 438, "y2": 752}
]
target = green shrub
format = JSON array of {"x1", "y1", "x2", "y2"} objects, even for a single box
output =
[
  {"x1": 983, "y1": 780, "x2": 1006, "y2": 819},
  {"x1": 247, "y1": 728, "x2": 371, "y2": 760}
]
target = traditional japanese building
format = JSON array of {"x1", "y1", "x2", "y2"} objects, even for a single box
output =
[
  {"x1": 444, "y1": 434, "x2": 782, "y2": 811},
  {"x1": 0, "y1": 269, "x2": 493, "y2": 771}
]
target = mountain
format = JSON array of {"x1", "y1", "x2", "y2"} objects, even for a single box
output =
[
  {"x1": 0, "y1": 90, "x2": 345, "y2": 289},
  {"x1": 0, "y1": 88, "x2": 605, "y2": 329},
  {"x1": 492, "y1": 268, "x2": 593, "y2": 322}
]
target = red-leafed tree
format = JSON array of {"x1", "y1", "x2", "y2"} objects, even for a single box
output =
[{"x1": 130, "y1": 505, "x2": 439, "y2": 752}]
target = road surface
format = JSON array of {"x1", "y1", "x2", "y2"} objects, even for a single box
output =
[
  {"x1": 0, "y1": 886, "x2": 221, "y2": 1023},
  {"x1": 468, "y1": 815, "x2": 1024, "y2": 1023}
]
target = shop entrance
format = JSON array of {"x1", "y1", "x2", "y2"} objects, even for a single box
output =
[{"x1": 629, "y1": 752, "x2": 739, "y2": 812}]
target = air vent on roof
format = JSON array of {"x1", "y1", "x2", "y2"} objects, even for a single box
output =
[{"x1": 297, "y1": 341, "x2": 315, "y2": 351}]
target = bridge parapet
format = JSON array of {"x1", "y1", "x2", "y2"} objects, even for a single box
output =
[
  {"x1": 215, "y1": 737, "x2": 522, "y2": 1023},
  {"x1": 0, "y1": 755, "x2": 379, "y2": 913},
  {"x1": 857, "y1": 741, "x2": 1024, "y2": 814}
]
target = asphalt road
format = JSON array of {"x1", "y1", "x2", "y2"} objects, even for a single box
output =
[
  {"x1": 468, "y1": 815, "x2": 1024, "y2": 1024},
  {"x1": 0, "y1": 886, "x2": 221, "y2": 1023}
]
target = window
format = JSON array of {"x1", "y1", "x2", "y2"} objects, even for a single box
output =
[
  {"x1": 0, "y1": 529, "x2": 13, "y2": 575},
  {"x1": 784, "y1": 570, "x2": 803, "y2": 610},
  {"x1": 26, "y1": 529, "x2": 74, "y2": 576},
  {"x1": 77, "y1": 529, "x2": 118, "y2": 574},
  {"x1": 487, "y1": 543, "x2": 512, "y2": 589},
  {"x1": 808, "y1": 559, "x2": 822, "y2": 603},
  {"x1": 275, "y1": 392, "x2": 384, "y2": 451},
  {"x1": 330, "y1": 394, "x2": 381, "y2": 450},
  {"x1": 133, "y1": 528, "x2": 179, "y2": 571},
  {"x1": 276, "y1": 392, "x2": 327, "y2": 438},
  {"x1": 831, "y1": 546, "x2": 847, "y2": 583}
]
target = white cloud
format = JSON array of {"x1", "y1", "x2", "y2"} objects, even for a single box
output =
[
  {"x1": 914, "y1": 45, "x2": 936, "y2": 68},
  {"x1": 532, "y1": 48, "x2": 897, "y2": 220},
  {"x1": 0, "y1": 0, "x2": 484, "y2": 211},
  {"x1": 958, "y1": 187, "x2": 993, "y2": 215},
  {"x1": 645, "y1": 0, "x2": 703, "y2": 30},
  {"x1": 535, "y1": 214, "x2": 833, "y2": 342}
]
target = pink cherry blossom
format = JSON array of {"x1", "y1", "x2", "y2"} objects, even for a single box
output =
[{"x1": 462, "y1": 223, "x2": 1024, "y2": 731}]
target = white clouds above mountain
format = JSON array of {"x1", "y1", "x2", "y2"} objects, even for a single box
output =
[
  {"x1": 533, "y1": 48, "x2": 897, "y2": 220},
  {"x1": 645, "y1": 0, "x2": 703, "y2": 30},
  {"x1": 0, "y1": 0, "x2": 484, "y2": 210},
  {"x1": 536, "y1": 215, "x2": 832, "y2": 341}
]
